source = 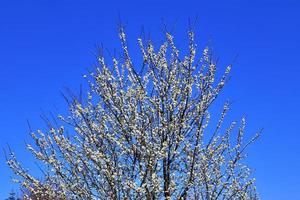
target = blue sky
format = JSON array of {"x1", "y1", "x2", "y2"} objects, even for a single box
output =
[{"x1": 0, "y1": 0, "x2": 299, "y2": 199}]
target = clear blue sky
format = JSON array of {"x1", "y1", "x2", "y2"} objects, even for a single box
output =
[{"x1": 0, "y1": 0, "x2": 299, "y2": 199}]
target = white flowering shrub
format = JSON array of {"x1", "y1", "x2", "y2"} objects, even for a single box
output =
[{"x1": 7, "y1": 27, "x2": 259, "y2": 199}]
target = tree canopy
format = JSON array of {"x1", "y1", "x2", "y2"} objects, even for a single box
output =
[{"x1": 7, "y1": 26, "x2": 259, "y2": 200}]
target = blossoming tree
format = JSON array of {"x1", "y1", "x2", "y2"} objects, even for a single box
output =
[{"x1": 7, "y1": 26, "x2": 259, "y2": 199}]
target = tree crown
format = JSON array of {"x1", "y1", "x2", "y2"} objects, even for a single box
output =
[{"x1": 7, "y1": 26, "x2": 259, "y2": 200}]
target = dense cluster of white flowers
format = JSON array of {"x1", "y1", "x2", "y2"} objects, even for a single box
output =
[{"x1": 7, "y1": 27, "x2": 259, "y2": 200}]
